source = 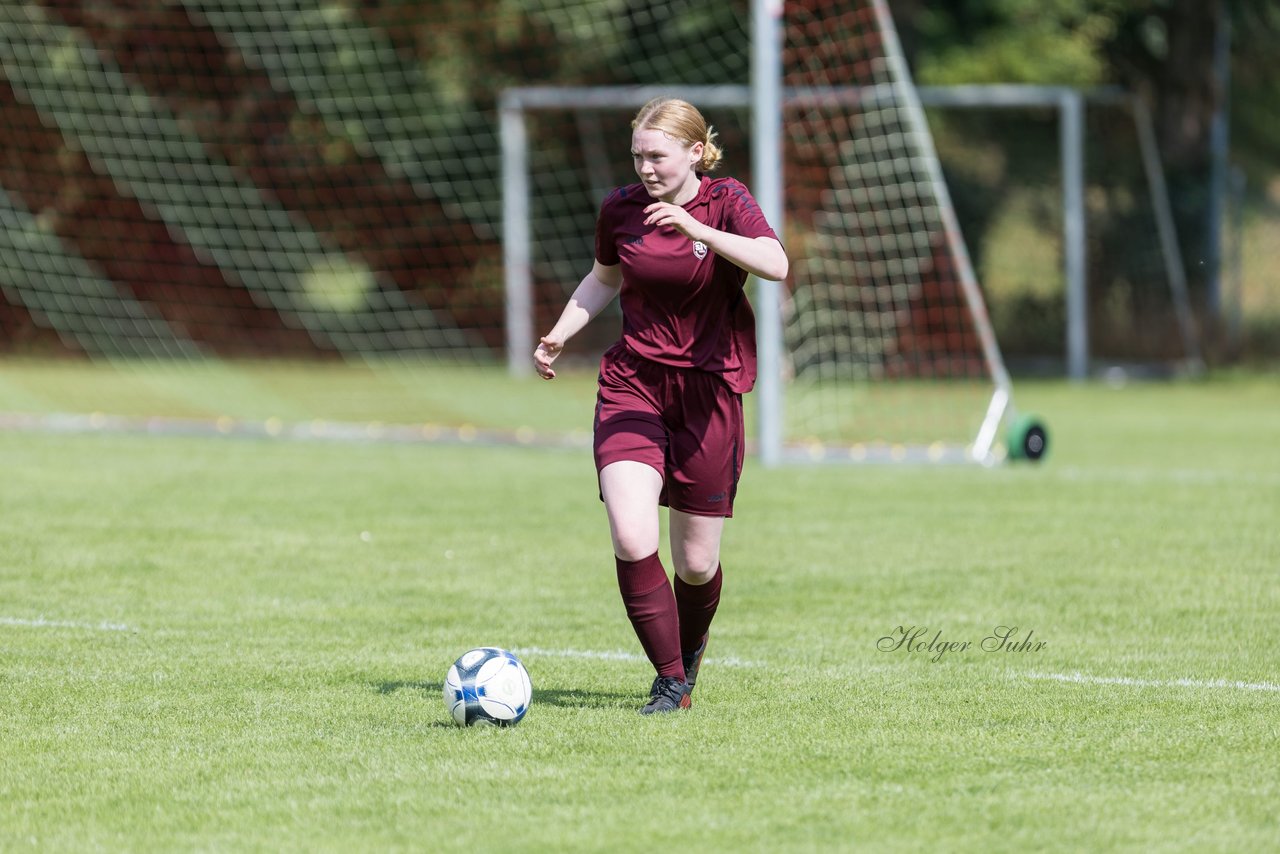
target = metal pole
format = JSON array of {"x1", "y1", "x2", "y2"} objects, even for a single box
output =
[
  {"x1": 1132, "y1": 96, "x2": 1202, "y2": 370},
  {"x1": 500, "y1": 95, "x2": 533, "y2": 376},
  {"x1": 1060, "y1": 89, "x2": 1088, "y2": 381},
  {"x1": 751, "y1": 0, "x2": 785, "y2": 467},
  {"x1": 1205, "y1": 1, "x2": 1231, "y2": 317},
  {"x1": 1225, "y1": 167, "x2": 1246, "y2": 355}
]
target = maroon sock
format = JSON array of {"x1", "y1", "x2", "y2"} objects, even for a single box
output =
[
  {"x1": 674, "y1": 564, "x2": 722, "y2": 654},
  {"x1": 616, "y1": 552, "x2": 684, "y2": 679}
]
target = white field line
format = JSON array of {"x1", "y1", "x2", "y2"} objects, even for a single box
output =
[
  {"x1": 1019, "y1": 670, "x2": 1280, "y2": 694},
  {"x1": 4, "y1": 624, "x2": 1271, "y2": 693},
  {"x1": 515, "y1": 646, "x2": 764, "y2": 668},
  {"x1": 515, "y1": 650, "x2": 1278, "y2": 693},
  {"x1": 0, "y1": 615, "x2": 136, "y2": 633},
  {"x1": 0, "y1": 411, "x2": 592, "y2": 450}
]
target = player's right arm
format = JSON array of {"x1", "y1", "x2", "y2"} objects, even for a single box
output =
[{"x1": 534, "y1": 260, "x2": 622, "y2": 380}]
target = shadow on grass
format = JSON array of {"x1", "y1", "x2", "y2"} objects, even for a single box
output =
[
  {"x1": 371, "y1": 680, "x2": 635, "y2": 711},
  {"x1": 374, "y1": 680, "x2": 442, "y2": 696},
  {"x1": 532, "y1": 686, "x2": 636, "y2": 710}
]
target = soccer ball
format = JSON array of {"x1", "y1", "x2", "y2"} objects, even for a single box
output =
[{"x1": 443, "y1": 647, "x2": 532, "y2": 727}]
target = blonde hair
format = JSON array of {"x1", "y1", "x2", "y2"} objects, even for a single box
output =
[{"x1": 632, "y1": 97, "x2": 723, "y2": 172}]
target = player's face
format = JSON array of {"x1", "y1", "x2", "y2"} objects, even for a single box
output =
[{"x1": 631, "y1": 128, "x2": 703, "y2": 204}]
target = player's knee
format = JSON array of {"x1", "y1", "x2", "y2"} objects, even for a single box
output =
[
  {"x1": 672, "y1": 547, "x2": 719, "y2": 583},
  {"x1": 611, "y1": 526, "x2": 659, "y2": 563}
]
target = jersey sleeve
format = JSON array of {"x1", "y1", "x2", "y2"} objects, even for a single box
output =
[
  {"x1": 594, "y1": 188, "x2": 621, "y2": 266},
  {"x1": 723, "y1": 179, "x2": 779, "y2": 242}
]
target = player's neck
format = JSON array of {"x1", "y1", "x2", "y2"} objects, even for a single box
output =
[{"x1": 664, "y1": 174, "x2": 702, "y2": 206}]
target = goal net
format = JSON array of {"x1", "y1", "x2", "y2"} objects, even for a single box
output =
[
  {"x1": 778, "y1": 1, "x2": 1008, "y2": 461},
  {"x1": 0, "y1": 0, "x2": 1012, "y2": 460}
]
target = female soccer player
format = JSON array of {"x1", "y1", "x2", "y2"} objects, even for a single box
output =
[{"x1": 534, "y1": 98, "x2": 788, "y2": 714}]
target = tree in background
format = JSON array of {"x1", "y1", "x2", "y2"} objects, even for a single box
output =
[{"x1": 892, "y1": 0, "x2": 1279, "y2": 355}]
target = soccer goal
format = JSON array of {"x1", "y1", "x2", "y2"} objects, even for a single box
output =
[
  {"x1": 502, "y1": 0, "x2": 1026, "y2": 464},
  {"x1": 0, "y1": 0, "x2": 1041, "y2": 462}
]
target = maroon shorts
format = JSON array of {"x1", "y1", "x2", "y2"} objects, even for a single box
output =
[{"x1": 593, "y1": 344, "x2": 745, "y2": 517}]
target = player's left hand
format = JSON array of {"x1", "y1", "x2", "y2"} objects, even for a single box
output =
[{"x1": 643, "y1": 202, "x2": 708, "y2": 241}]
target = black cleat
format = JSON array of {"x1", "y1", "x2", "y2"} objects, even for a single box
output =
[
  {"x1": 639, "y1": 675, "x2": 691, "y2": 715},
  {"x1": 682, "y1": 634, "x2": 709, "y2": 694}
]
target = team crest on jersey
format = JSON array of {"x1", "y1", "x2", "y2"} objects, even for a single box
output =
[{"x1": 692, "y1": 240, "x2": 708, "y2": 260}]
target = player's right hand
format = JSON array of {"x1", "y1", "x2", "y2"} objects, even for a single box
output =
[{"x1": 533, "y1": 336, "x2": 563, "y2": 380}]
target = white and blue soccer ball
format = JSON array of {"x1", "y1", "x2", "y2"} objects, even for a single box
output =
[{"x1": 444, "y1": 647, "x2": 532, "y2": 727}]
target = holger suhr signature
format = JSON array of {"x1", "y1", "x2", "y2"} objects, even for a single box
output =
[{"x1": 878, "y1": 625, "x2": 1047, "y2": 662}]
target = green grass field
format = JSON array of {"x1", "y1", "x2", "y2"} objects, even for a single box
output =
[{"x1": 1, "y1": 361, "x2": 1277, "y2": 851}]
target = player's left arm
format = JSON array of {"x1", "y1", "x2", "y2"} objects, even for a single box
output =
[{"x1": 643, "y1": 202, "x2": 789, "y2": 281}]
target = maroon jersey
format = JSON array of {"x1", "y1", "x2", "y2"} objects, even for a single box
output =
[{"x1": 595, "y1": 175, "x2": 779, "y2": 394}]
